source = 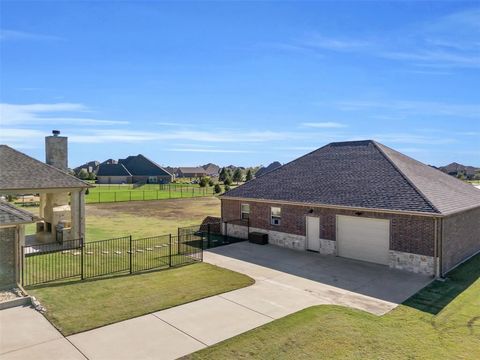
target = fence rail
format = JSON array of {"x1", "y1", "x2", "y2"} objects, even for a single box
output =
[
  {"x1": 22, "y1": 233, "x2": 204, "y2": 287},
  {"x1": 85, "y1": 187, "x2": 217, "y2": 204}
]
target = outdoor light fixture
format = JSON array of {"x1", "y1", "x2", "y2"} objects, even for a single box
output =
[
  {"x1": 309, "y1": 209, "x2": 314, "y2": 213},
  {"x1": 355, "y1": 211, "x2": 363, "y2": 216}
]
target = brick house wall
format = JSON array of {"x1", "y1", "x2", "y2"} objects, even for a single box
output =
[
  {"x1": 0, "y1": 226, "x2": 16, "y2": 289},
  {"x1": 442, "y1": 206, "x2": 480, "y2": 274},
  {"x1": 221, "y1": 198, "x2": 436, "y2": 257}
]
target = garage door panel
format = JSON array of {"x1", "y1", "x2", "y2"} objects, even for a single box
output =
[{"x1": 337, "y1": 216, "x2": 390, "y2": 265}]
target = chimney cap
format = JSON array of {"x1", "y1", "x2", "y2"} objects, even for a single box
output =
[{"x1": 52, "y1": 130, "x2": 61, "y2": 136}]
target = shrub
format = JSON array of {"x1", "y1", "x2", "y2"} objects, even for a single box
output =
[
  {"x1": 208, "y1": 178, "x2": 215, "y2": 187},
  {"x1": 224, "y1": 184, "x2": 231, "y2": 192},
  {"x1": 246, "y1": 169, "x2": 253, "y2": 181},
  {"x1": 233, "y1": 168, "x2": 243, "y2": 183},
  {"x1": 199, "y1": 177, "x2": 208, "y2": 187},
  {"x1": 214, "y1": 184, "x2": 222, "y2": 194},
  {"x1": 224, "y1": 177, "x2": 232, "y2": 186}
]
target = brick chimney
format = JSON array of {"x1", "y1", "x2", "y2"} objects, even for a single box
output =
[{"x1": 45, "y1": 130, "x2": 68, "y2": 171}]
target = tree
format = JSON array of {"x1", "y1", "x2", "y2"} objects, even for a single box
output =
[
  {"x1": 233, "y1": 168, "x2": 243, "y2": 184},
  {"x1": 219, "y1": 167, "x2": 227, "y2": 182},
  {"x1": 224, "y1": 184, "x2": 231, "y2": 192},
  {"x1": 199, "y1": 177, "x2": 208, "y2": 187},
  {"x1": 224, "y1": 177, "x2": 232, "y2": 186},
  {"x1": 77, "y1": 169, "x2": 89, "y2": 180},
  {"x1": 208, "y1": 178, "x2": 215, "y2": 186},
  {"x1": 245, "y1": 169, "x2": 253, "y2": 181},
  {"x1": 214, "y1": 184, "x2": 222, "y2": 194},
  {"x1": 88, "y1": 172, "x2": 96, "y2": 181}
]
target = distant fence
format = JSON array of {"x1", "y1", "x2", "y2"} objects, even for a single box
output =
[
  {"x1": 85, "y1": 186, "x2": 217, "y2": 204},
  {"x1": 22, "y1": 233, "x2": 203, "y2": 287}
]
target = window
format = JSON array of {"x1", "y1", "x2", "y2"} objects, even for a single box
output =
[
  {"x1": 271, "y1": 207, "x2": 281, "y2": 225},
  {"x1": 241, "y1": 204, "x2": 250, "y2": 220}
]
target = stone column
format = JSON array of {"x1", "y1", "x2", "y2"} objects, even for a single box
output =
[{"x1": 70, "y1": 190, "x2": 80, "y2": 240}]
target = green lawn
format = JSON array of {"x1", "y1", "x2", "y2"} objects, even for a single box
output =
[
  {"x1": 185, "y1": 254, "x2": 480, "y2": 359},
  {"x1": 29, "y1": 262, "x2": 254, "y2": 336}
]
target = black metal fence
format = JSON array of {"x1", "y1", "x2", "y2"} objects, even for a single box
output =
[
  {"x1": 178, "y1": 219, "x2": 249, "y2": 249},
  {"x1": 22, "y1": 233, "x2": 203, "y2": 287}
]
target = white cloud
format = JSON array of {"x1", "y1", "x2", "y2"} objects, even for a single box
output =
[
  {"x1": 0, "y1": 103, "x2": 129, "y2": 126},
  {"x1": 0, "y1": 29, "x2": 62, "y2": 41},
  {"x1": 335, "y1": 99, "x2": 480, "y2": 118},
  {"x1": 301, "y1": 122, "x2": 347, "y2": 128}
]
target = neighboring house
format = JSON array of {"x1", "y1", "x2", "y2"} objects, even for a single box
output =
[
  {"x1": 439, "y1": 162, "x2": 478, "y2": 180},
  {"x1": 73, "y1": 160, "x2": 100, "y2": 175},
  {"x1": 96, "y1": 154, "x2": 173, "y2": 184},
  {"x1": 221, "y1": 140, "x2": 480, "y2": 277},
  {"x1": 96, "y1": 164, "x2": 132, "y2": 184},
  {"x1": 202, "y1": 163, "x2": 220, "y2": 177},
  {"x1": 176, "y1": 167, "x2": 208, "y2": 178},
  {"x1": 255, "y1": 161, "x2": 282, "y2": 177},
  {"x1": 0, "y1": 131, "x2": 91, "y2": 246},
  {"x1": 0, "y1": 201, "x2": 36, "y2": 288}
]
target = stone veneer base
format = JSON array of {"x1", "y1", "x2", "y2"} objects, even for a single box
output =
[{"x1": 389, "y1": 250, "x2": 435, "y2": 275}]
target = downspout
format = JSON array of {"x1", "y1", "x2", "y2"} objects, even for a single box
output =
[
  {"x1": 439, "y1": 217, "x2": 444, "y2": 278},
  {"x1": 433, "y1": 217, "x2": 438, "y2": 278}
]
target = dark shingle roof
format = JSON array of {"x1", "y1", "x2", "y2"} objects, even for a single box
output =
[
  {"x1": 0, "y1": 145, "x2": 91, "y2": 191},
  {"x1": 0, "y1": 201, "x2": 36, "y2": 225},
  {"x1": 224, "y1": 140, "x2": 480, "y2": 215},
  {"x1": 256, "y1": 161, "x2": 282, "y2": 177},
  {"x1": 96, "y1": 164, "x2": 132, "y2": 177},
  {"x1": 118, "y1": 155, "x2": 171, "y2": 177},
  {"x1": 178, "y1": 167, "x2": 208, "y2": 174}
]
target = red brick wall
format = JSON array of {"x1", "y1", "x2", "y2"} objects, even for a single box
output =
[
  {"x1": 221, "y1": 198, "x2": 435, "y2": 256},
  {"x1": 442, "y1": 206, "x2": 480, "y2": 274}
]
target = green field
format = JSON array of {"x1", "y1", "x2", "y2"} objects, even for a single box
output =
[
  {"x1": 86, "y1": 184, "x2": 219, "y2": 203},
  {"x1": 185, "y1": 253, "x2": 480, "y2": 359},
  {"x1": 28, "y1": 262, "x2": 254, "y2": 336}
]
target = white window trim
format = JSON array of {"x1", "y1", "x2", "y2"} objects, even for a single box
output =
[
  {"x1": 270, "y1": 206, "x2": 281, "y2": 226},
  {"x1": 241, "y1": 203, "x2": 250, "y2": 220}
]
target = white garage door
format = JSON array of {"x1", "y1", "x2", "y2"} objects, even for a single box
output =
[{"x1": 337, "y1": 215, "x2": 390, "y2": 265}]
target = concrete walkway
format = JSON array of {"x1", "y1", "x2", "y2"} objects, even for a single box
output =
[{"x1": 1, "y1": 242, "x2": 432, "y2": 360}]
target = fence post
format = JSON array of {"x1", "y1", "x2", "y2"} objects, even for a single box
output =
[
  {"x1": 143, "y1": 191, "x2": 145, "y2": 201},
  {"x1": 114, "y1": 192, "x2": 116, "y2": 202},
  {"x1": 21, "y1": 245, "x2": 24, "y2": 287},
  {"x1": 169, "y1": 234, "x2": 172, "y2": 267},
  {"x1": 129, "y1": 191, "x2": 131, "y2": 201},
  {"x1": 80, "y1": 238, "x2": 84, "y2": 280},
  {"x1": 224, "y1": 220, "x2": 228, "y2": 243},
  {"x1": 207, "y1": 223, "x2": 211, "y2": 249},
  {"x1": 129, "y1": 235, "x2": 133, "y2": 274},
  {"x1": 169, "y1": 185, "x2": 171, "y2": 198}
]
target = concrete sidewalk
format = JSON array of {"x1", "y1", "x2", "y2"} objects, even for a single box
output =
[
  {"x1": 1, "y1": 243, "x2": 432, "y2": 360},
  {"x1": 0, "y1": 306, "x2": 85, "y2": 360}
]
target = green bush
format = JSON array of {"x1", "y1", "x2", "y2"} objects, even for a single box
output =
[
  {"x1": 224, "y1": 177, "x2": 232, "y2": 186},
  {"x1": 214, "y1": 184, "x2": 222, "y2": 194},
  {"x1": 199, "y1": 178, "x2": 208, "y2": 187},
  {"x1": 208, "y1": 178, "x2": 215, "y2": 187},
  {"x1": 224, "y1": 184, "x2": 231, "y2": 192}
]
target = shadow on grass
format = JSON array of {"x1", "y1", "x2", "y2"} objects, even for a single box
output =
[
  {"x1": 404, "y1": 253, "x2": 480, "y2": 315},
  {"x1": 25, "y1": 260, "x2": 199, "y2": 291}
]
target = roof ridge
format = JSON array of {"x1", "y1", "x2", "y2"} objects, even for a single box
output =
[
  {"x1": 372, "y1": 141, "x2": 440, "y2": 214},
  {"x1": 2, "y1": 145, "x2": 92, "y2": 188},
  {"x1": 118, "y1": 163, "x2": 133, "y2": 176},
  {"x1": 139, "y1": 154, "x2": 172, "y2": 176}
]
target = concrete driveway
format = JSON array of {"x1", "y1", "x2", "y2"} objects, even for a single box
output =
[{"x1": 2, "y1": 242, "x2": 432, "y2": 360}]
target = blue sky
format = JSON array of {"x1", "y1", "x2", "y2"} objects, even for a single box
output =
[{"x1": 0, "y1": 1, "x2": 479, "y2": 168}]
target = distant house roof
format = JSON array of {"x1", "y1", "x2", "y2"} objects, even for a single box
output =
[
  {"x1": 255, "y1": 161, "x2": 282, "y2": 177},
  {"x1": 223, "y1": 140, "x2": 480, "y2": 216},
  {"x1": 0, "y1": 145, "x2": 91, "y2": 191},
  {"x1": 0, "y1": 201, "x2": 36, "y2": 225},
  {"x1": 202, "y1": 163, "x2": 220, "y2": 175},
  {"x1": 118, "y1": 155, "x2": 172, "y2": 177},
  {"x1": 177, "y1": 167, "x2": 208, "y2": 175},
  {"x1": 96, "y1": 164, "x2": 132, "y2": 177}
]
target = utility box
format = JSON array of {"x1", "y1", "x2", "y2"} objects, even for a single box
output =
[{"x1": 249, "y1": 232, "x2": 268, "y2": 245}]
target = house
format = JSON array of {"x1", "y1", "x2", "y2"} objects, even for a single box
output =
[
  {"x1": 73, "y1": 160, "x2": 99, "y2": 175},
  {"x1": 255, "y1": 161, "x2": 282, "y2": 177},
  {"x1": 0, "y1": 131, "x2": 92, "y2": 286},
  {"x1": 439, "y1": 162, "x2": 478, "y2": 180},
  {"x1": 96, "y1": 154, "x2": 173, "y2": 184},
  {"x1": 202, "y1": 163, "x2": 220, "y2": 177},
  {"x1": 0, "y1": 201, "x2": 36, "y2": 288},
  {"x1": 221, "y1": 140, "x2": 480, "y2": 277},
  {"x1": 176, "y1": 167, "x2": 208, "y2": 178}
]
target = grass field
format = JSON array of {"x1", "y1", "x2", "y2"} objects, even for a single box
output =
[
  {"x1": 185, "y1": 253, "x2": 480, "y2": 359},
  {"x1": 28, "y1": 262, "x2": 254, "y2": 336},
  {"x1": 86, "y1": 183, "x2": 219, "y2": 203},
  {"x1": 24, "y1": 197, "x2": 221, "y2": 240}
]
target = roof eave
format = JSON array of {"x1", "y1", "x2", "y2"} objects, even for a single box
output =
[{"x1": 221, "y1": 195, "x2": 443, "y2": 218}]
